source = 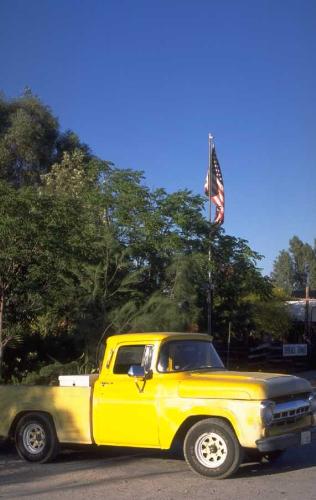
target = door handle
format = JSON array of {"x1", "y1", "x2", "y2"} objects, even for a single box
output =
[{"x1": 101, "y1": 381, "x2": 113, "y2": 386}]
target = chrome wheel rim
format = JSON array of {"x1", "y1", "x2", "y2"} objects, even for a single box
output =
[
  {"x1": 23, "y1": 423, "x2": 46, "y2": 454},
  {"x1": 195, "y1": 432, "x2": 228, "y2": 468}
]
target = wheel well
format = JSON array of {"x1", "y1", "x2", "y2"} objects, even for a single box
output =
[
  {"x1": 170, "y1": 415, "x2": 235, "y2": 450},
  {"x1": 9, "y1": 411, "x2": 56, "y2": 439}
]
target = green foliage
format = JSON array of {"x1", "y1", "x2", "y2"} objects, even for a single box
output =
[
  {"x1": 0, "y1": 91, "x2": 58, "y2": 186},
  {"x1": 210, "y1": 233, "x2": 273, "y2": 337},
  {"x1": 245, "y1": 289, "x2": 292, "y2": 340},
  {"x1": 0, "y1": 91, "x2": 290, "y2": 379},
  {"x1": 20, "y1": 361, "x2": 81, "y2": 386},
  {"x1": 272, "y1": 236, "x2": 316, "y2": 292},
  {"x1": 113, "y1": 254, "x2": 203, "y2": 334},
  {"x1": 0, "y1": 90, "x2": 90, "y2": 188}
]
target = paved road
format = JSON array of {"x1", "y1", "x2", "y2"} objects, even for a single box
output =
[{"x1": 1, "y1": 443, "x2": 316, "y2": 500}]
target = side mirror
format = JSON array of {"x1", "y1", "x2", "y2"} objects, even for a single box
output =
[
  {"x1": 128, "y1": 365, "x2": 153, "y2": 379},
  {"x1": 128, "y1": 365, "x2": 145, "y2": 378}
]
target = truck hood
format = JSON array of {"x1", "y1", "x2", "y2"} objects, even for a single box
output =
[{"x1": 178, "y1": 370, "x2": 312, "y2": 400}]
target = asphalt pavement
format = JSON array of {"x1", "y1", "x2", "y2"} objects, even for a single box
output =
[{"x1": 1, "y1": 441, "x2": 316, "y2": 500}]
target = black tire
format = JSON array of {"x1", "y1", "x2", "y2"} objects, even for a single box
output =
[
  {"x1": 15, "y1": 413, "x2": 59, "y2": 463},
  {"x1": 183, "y1": 418, "x2": 243, "y2": 479}
]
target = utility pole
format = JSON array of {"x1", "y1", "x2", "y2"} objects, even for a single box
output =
[{"x1": 304, "y1": 264, "x2": 310, "y2": 341}]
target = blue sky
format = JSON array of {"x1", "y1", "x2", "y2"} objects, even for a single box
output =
[{"x1": 1, "y1": 0, "x2": 315, "y2": 275}]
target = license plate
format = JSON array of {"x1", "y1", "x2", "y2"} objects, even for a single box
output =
[{"x1": 301, "y1": 431, "x2": 311, "y2": 445}]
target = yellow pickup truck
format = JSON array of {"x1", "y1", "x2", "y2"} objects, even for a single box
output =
[{"x1": 1, "y1": 332, "x2": 316, "y2": 479}]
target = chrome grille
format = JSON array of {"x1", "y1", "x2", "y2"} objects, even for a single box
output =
[
  {"x1": 272, "y1": 399, "x2": 310, "y2": 424},
  {"x1": 273, "y1": 392, "x2": 310, "y2": 404}
]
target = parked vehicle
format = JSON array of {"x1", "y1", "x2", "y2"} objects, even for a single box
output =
[{"x1": 1, "y1": 332, "x2": 316, "y2": 478}]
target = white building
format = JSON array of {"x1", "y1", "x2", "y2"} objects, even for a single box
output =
[{"x1": 286, "y1": 299, "x2": 316, "y2": 323}]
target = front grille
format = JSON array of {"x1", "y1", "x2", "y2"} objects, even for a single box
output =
[
  {"x1": 273, "y1": 392, "x2": 310, "y2": 404},
  {"x1": 272, "y1": 399, "x2": 310, "y2": 424}
]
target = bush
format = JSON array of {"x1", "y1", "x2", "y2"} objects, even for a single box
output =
[{"x1": 20, "y1": 361, "x2": 81, "y2": 385}]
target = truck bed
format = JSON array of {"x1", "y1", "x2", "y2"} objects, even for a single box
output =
[{"x1": 0, "y1": 385, "x2": 93, "y2": 444}]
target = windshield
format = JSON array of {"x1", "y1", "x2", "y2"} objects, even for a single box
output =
[{"x1": 157, "y1": 340, "x2": 225, "y2": 373}]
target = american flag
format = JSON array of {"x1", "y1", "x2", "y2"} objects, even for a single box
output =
[{"x1": 204, "y1": 144, "x2": 225, "y2": 224}]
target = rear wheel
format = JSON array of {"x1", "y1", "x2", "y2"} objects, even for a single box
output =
[
  {"x1": 183, "y1": 418, "x2": 243, "y2": 479},
  {"x1": 15, "y1": 413, "x2": 59, "y2": 463}
]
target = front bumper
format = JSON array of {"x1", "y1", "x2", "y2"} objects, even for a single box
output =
[{"x1": 256, "y1": 426, "x2": 316, "y2": 452}]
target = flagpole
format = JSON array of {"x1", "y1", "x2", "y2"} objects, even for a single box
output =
[{"x1": 208, "y1": 133, "x2": 213, "y2": 337}]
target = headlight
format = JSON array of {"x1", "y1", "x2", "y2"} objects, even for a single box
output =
[
  {"x1": 260, "y1": 400, "x2": 275, "y2": 426},
  {"x1": 308, "y1": 393, "x2": 316, "y2": 414}
]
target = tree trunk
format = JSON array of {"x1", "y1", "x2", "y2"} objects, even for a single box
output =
[{"x1": 0, "y1": 291, "x2": 4, "y2": 380}]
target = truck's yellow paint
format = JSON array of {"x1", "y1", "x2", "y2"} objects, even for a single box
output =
[
  {"x1": 92, "y1": 332, "x2": 313, "y2": 450},
  {"x1": 0, "y1": 332, "x2": 313, "y2": 453},
  {"x1": 177, "y1": 371, "x2": 309, "y2": 400},
  {"x1": 0, "y1": 385, "x2": 92, "y2": 444}
]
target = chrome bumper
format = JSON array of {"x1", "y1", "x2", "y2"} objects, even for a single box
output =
[{"x1": 256, "y1": 426, "x2": 316, "y2": 452}]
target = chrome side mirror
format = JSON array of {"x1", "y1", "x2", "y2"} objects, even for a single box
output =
[
  {"x1": 128, "y1": 365, "x2": 145, "y2": 378},
  {"x1": 128, "y1": 365, "x2": 153, "y2": 379}
]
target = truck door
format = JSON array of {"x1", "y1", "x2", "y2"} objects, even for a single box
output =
[{"x1": 93, "y1": 343, "x2": 160, "y2": 447}]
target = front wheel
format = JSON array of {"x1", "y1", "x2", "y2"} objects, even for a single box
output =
[
  {"x1": 184, "y1": 418, "x2": 243, "y2": 479},
  {"x1": 15, "y1": 413, "x2": 59, "y2": 463}
]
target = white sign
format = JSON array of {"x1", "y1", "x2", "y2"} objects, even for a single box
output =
[{"x1": 283, "y1": 344, "x2": 307, "y2": 357}]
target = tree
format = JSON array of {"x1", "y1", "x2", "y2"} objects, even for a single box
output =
[
  {"x1": 1, "y1": 92, "x2": 284, "y2": 380},
  {"x1": 0, "y1": 91, "x2": 91, "y2": 188},
  {"x1": 0, "y1": 182, "x2": 38, "y2": 376},
  {"x1": 207, "y1": 232, "x2": 272, "y2": 337},
  {"x1": 271, "y1": 250, "x2": 294, "y2": 294},
  {"x1": 246, "y1": 289, "x2": 292, "y2": 340},
  {"x1": 0, "y1": 91, "x2": 58, "y2": 187},
  {"x1": 41, "y1": 157, "x2": 211, "y2": 355},
  {"x1": 0, "y1": 179, "x2": 96, "y2": 378},
  {"x1": 272, "y1": 236, "x2": 316, "y2": 292}
]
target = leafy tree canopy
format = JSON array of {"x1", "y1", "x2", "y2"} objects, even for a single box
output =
[
  {"x1": 0, "y1": 91, "x2": 286, "y2": 381},
  {"x1": 272, "y1": 236, "x2": 316, "y2": 293},
  {"x1": 0, "y1": 90, "x2": 89, "y2": 188}
]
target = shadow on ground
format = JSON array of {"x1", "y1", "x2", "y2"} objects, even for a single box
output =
[{"x1": 1, "y1": 441, "x2": 316, "y2": 496}]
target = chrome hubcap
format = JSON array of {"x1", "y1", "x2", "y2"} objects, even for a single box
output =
[
  {"x1": 23, "y1": 423, "x2": 46, "y2": 454},
  {"x1": 195, "y1": 432, "x2": 228, "y2": 468}
]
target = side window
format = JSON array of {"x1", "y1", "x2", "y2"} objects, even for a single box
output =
[{"x1": 113, "y1": 345, "x2": 146, "y2": 374}]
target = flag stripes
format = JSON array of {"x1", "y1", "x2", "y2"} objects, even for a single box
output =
[{"x1": 204, "y1": 144, "x2": 225, "y2": 225}]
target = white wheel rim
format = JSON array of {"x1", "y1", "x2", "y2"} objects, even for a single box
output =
[
  {"x1": 23, "y1": 423, "x2": 46, "y2": 455},
  {"x1": 195, "y1": 432, "x2": 228, "y2": 468}
]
